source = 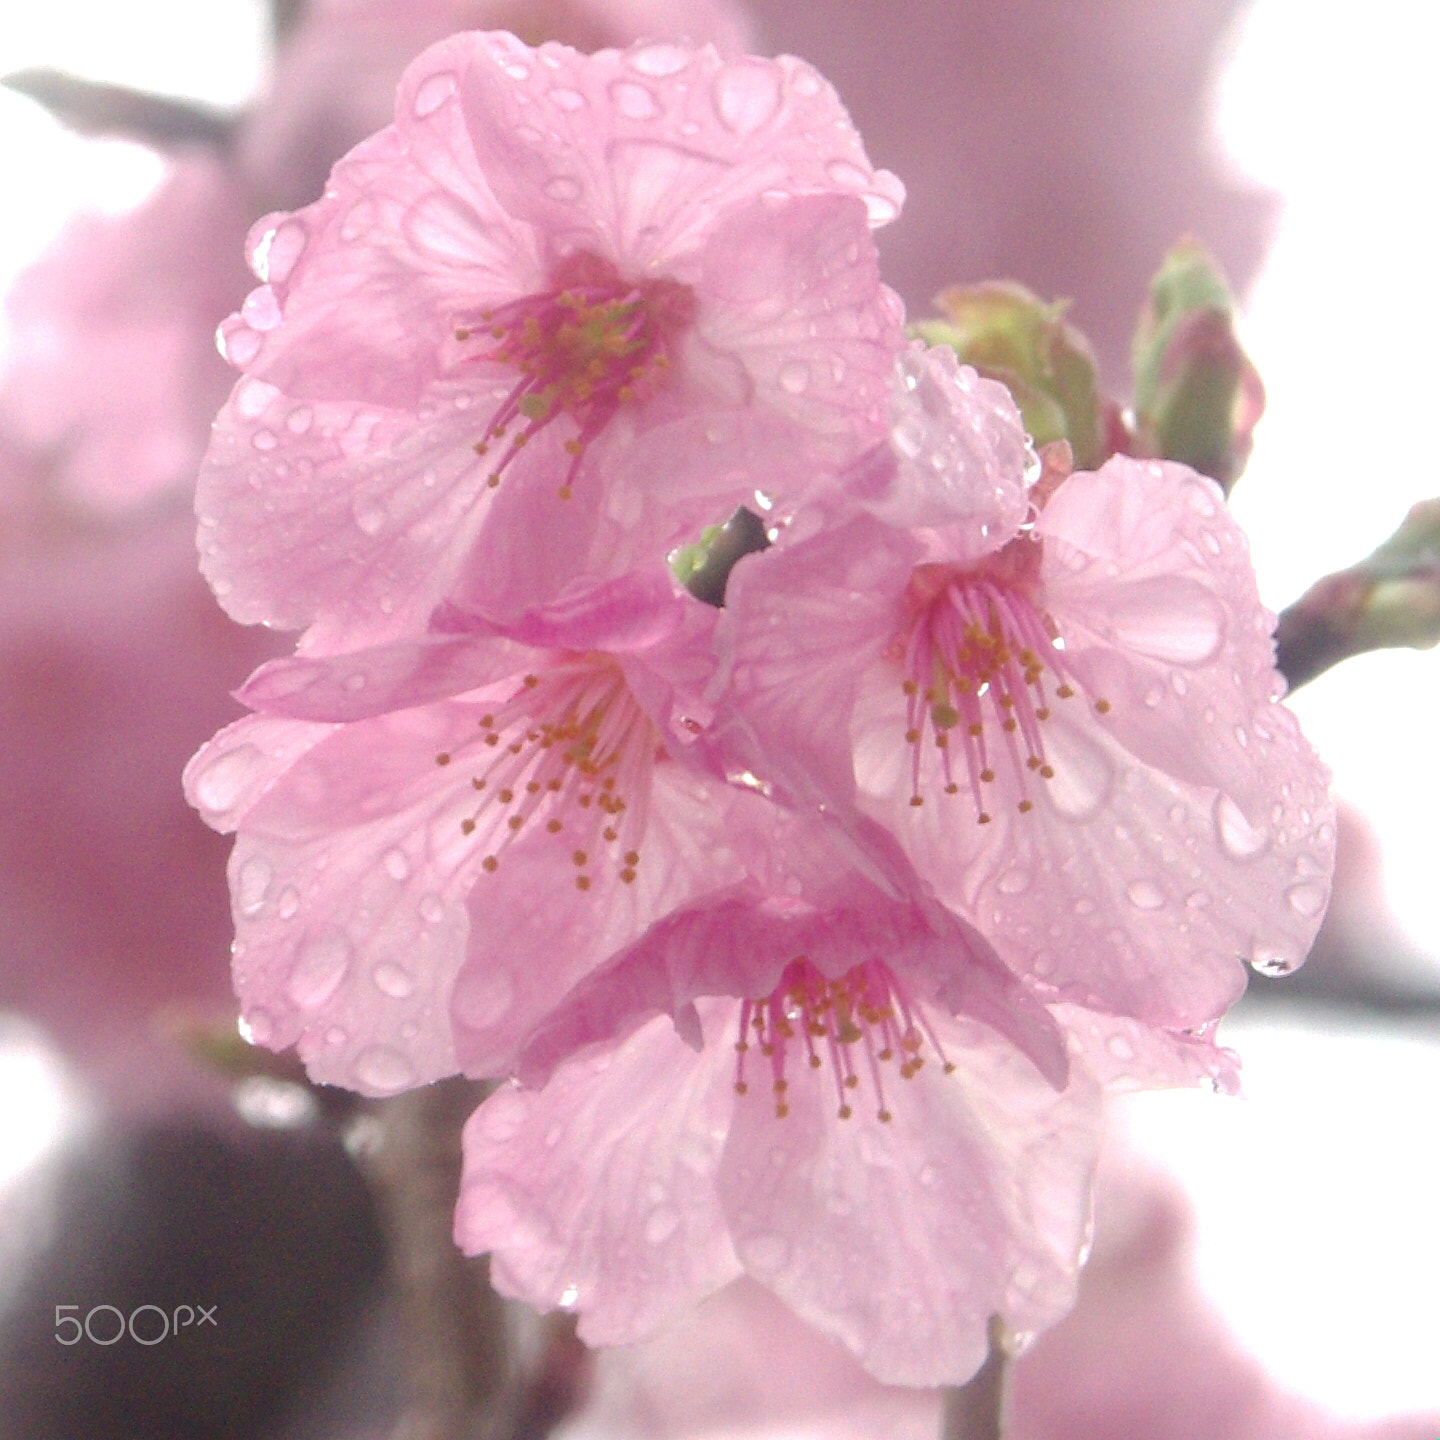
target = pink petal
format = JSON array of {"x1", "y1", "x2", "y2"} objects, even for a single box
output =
[
  {"x1": 1055, "y1": 1004, "x2": 1241, "y2": 1095},
  {"x1": 716, "y1": 1012, "x2": 1100, "y2": 1386},
  {"x1": 237, "y1": 634, "x2": 531, "y2": 720},
  {"x1": 216, "y1": 703, "x2": 491, "y2": 1092},
  {"x1": 850, "y1": 345, "x2": 1032, "y2": 551},
  {"x1": 690, "y1": 194, "x2": 903, "y2": 461},
  {"x1": 456, "y1": 1003, "x2": 743, "y2": 1342},
  {"x1": 441, "y1": 37, "x2": 903, "y2": 275},
  {"x1": 715, "y1": 515, "x2": 920, "y2": 811},
  {"x1": 184, "y1": 713, "x2": 338, "y2": 834},
  {"x1": 197, "y1": 377, "x2": 534, "y2": 651}
]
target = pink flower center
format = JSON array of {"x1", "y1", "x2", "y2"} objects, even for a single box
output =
[
  {"x1": 894, "y1": 549, "x2": 1107, "y2": 823},
  {"x1": 434, "y1": 656, "x2": 659, "y2": 889},
  {"x1": 456, "y1": 252, "x2": 695, "y2": 499},
  {"x1": 733, "y1": 957, "x2": 955, "y2": 1123}
]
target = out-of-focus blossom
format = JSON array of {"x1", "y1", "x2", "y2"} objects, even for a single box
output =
[
  {"x1": 718, "y1": 348, "x2": 1335, "y2": 1029},
  {"x1": 0, "y1": 0, "x2": 758, "y2": 518},
  {"x1": 0, "y1": 158, "x2": 252, "y2": 516},
  {"x1": 198, "y1": 31, "x2": 904, "y2": 650}
]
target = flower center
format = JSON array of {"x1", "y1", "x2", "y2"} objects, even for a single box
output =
[
  {"x1": 455, "y1": 252, "x2": 695, "y2": 499},
  {"x1": 733, "y1": 957, "x2": 954, "y2": 1123},
  {"x1": 894, "y1": 549, "x2": 1107, "y2": 823},
  {"x1": 434, "y1": 656, "x2": 659, "y2": 889}
]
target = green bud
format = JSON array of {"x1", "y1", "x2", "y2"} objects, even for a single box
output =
[
  {"x1": 1275, "y1": 498, "x2": 1440, "y2": 690},
  {"x1": 1131, "y1": 239, "x2": 1264, "y2": 493},
  {"x1": 912, "y1": 281, "x2": 1105, "y2": 469}
]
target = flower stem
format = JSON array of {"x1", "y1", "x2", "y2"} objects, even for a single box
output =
[
  {"x1": 940, "y1": 1317, "x2": 1009, "y2": 1440},
  {"x1": 358, "y1": 1077, "x2": 590, "y2": 1440}
]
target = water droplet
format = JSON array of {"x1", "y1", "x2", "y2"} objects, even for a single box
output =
[
  {"x1": 1106, "y1": 1033, "x2": 1137, "y2": 1062},
  {"x1": 1187, "y1": 483, "x2": 1218, "y2": 517},
  {"x1": 418, "y1": 893, "x2": 445, "y2": 924},
  {"x1": 382, "y1": 849, "x2": 410, "y2": 881},
  {"x1": 241, "y1": 284, "x2": 282, "y2": 331},
  {"x1": 218, "y1": 318, "x2": 262, "y2": 365},
  {"x1": 192, "y1": 743, "x2": 263, "y2": 816},
  {"x1": 1143, "y1": 687, "x2": 1163, "y2": 708},
  {"x1": 286, "y1": 930, "x2": 352, "y2": 1009},
  {"x1": 558, "y1": 1283, "x2": 580, "y2": 1309},
  {"x1": 352, "y1": 496, "x2": 387, "y2": 535},
  {"x1": 501, "y1": 60, "x2": 530, "y2": 81},
  {"x1": 1042, "y1": 721, "x2": 1114, "y2": 822},
  {"x1": 1285, "y1": 881, "x2": 1328, "y2": 918},
  {"x1": 826, "y1": 158, "x2": 871, "y2": 189},
  {"x1": 325, "y1": 1026, "x2": 347, "y2": 1046},
  {"x1": 713, "y1": 60, "x2": 782, "y2": 133},
  {"x1": 644, "y1": 1207, "x2": 680, "y2": 1244},
  {"x1": 264, "y1": 220, "x2": 306, "y2": 284},
  {"x1": 285, "y1": 405, "x2": 313, "y2": 434},
  {"x1": 627, "y1": 43, "x2": 690, "y2": 77},
  {"x1": 236, "y1": 857, "x2": 273, "y2": 915},
  {"x1": 234, "y1": 376, "x2": 278, "y2": 420},
  {"x1": 276, "y1": 886, "x2": 300, "y2": 919},
  {"x1": 549, "y1": 85, "x2": 585, "y2": 111},
  {"x1": 778, "y1": 360, "x2": 810, "y2": 394},
  {"x1": 353, "y1": 1044, "x2": 416, "y2": 1094},
  {"x1": 413, "y1": 70, "x2": 458, "y2": 117},
  {"x1": 454, "y1": 970, "x2": 513, "y2": 1030},
  {"x1": 373, "y1": 961, "x2": 416, "y2": 999},
  {"x1": 1249, "y1": 940, "x2": 1301, "y2": 977},
  {"x1": 998, "y1": 869, "x2": 1031, "y2": 895},
  {"x1": 1213, "y1": 794, "x2": 1270, "y2": 861},
  {"x1": 543, "y1": 174, "x2": 582, "y2": 201},
  {"x1": 1185, "y1": 890, "x2": 1212, "y2": 909},
  {"x1": 739, "y1": 1233, "x2": 789, "y2": 1273},
  {"x1": 1125, "y1": 879, "x2": 1166, "y2": 911},
  {"x1": 251, "y1": 428, "x2": 277, "y2": 451},
  {"x1": 918, "y1": 1164, "x2": 938, "y2": 1187},
  {"x1": 1234, "y1": 725, "x2": 1249, "y2": 748},
  {"x1": 609, "y1": 78, "x2": 660, "y2": 119},
  {"x1": 1170, "y1": 673, "x2": 1188, "y2": 696}
]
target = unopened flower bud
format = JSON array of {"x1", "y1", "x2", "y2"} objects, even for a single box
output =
[
  {"x1": 912, "y1": 281, "x2": 1105, "y2": 468},
  {"x1": 1276, "y1": 498, "x2": 1440, "y2": 689},
  {"x1": 1131, "y1": 239, "x2": 1264, "y2": 493}
]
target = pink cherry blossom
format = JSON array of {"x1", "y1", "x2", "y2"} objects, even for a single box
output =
[
  {"x1": 455, "y1": 855, "x2": 1102, "y2": 1388},
  {"x1": 716, "y1": 372, "x2": 1335, "y2": 1030},
  {"x1": 198, "y1": 31, "x2": 905, "y2": 650},
  {"x1": 184, "y1": 573, "x2": 771, "y2": 1093}
]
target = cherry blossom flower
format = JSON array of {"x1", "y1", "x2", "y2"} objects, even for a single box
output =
[
  {"x1": 183, "y1": 573, "x2": 773, "y2": 1093},
  {"x1": 198, "y1": 31, "x2": 905, "y2": 651},
  {"x1": 454, "y1": 837, "x2": 1105, "y2": 1388},
  {"x1": 716, "y1": 350, "x2": 1335, "y2": 1029}
]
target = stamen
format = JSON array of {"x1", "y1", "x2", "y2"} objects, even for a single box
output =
[
  {"x1": 893, "y1": 549, "x2": 1108, "y2": 821},
  {"x1": 732, "y1": 958, "x2": 956, "y2": 1122},
  {"x1": 454, "y1": 252, "x2": 695, "y2": 496},
  {"x1": 440, "y1": 657, "x2": 657, "y2": 887}
]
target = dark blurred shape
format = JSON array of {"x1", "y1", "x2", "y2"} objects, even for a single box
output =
[
  {"x1": 672, "y1": 507, "x2": 771, "y2": 608},
  {"x1": 2, "y1": 69, "x2": 235, "y2": 150},
  {"x1": 1276, "y1": 497, "x2": 1440, "y2": 691},
  {"x1": 0, "y1": 1119, "x2": 388, "y2": 1440}
]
